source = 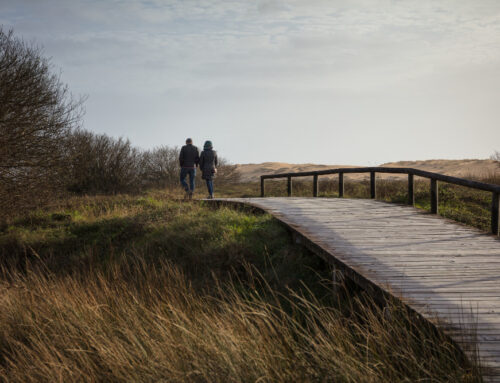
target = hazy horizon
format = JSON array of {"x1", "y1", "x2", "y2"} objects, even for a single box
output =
[{"x1": 2, "y1": 0, "x2": 500, "y2": 165}]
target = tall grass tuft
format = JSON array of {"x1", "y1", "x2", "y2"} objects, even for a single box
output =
[{"x1": 0, "y1": 257, "x2": 479, "y2": 382}]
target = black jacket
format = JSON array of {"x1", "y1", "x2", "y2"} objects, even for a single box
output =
[
  {"x1": 179, "y1": 144, "x2": 200, "y2": 168},
  {"x1": 199, "y1": 149, "x2": 218, "y2": 180}
]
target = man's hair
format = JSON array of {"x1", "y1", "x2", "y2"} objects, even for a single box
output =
[{"x1": 186, "y1": 138, "x2": 192, "y2": 144}]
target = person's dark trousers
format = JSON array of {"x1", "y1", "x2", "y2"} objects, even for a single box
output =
[
  {"x1": 205, "y1": 179, "x2": 214, "y2": 196},
  {"x1": 180, "y1": 168, "x2": 196, "y2": 192}
]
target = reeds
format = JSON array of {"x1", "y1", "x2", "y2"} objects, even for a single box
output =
[
  {"x1": 0, "y1": 194, "x2": 481, "y2": 382},
  {"x1": 0, "y1": 257, "x2": 479, "y2": 382}
]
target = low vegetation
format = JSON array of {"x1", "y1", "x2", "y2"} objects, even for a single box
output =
[{"x1": 0, "y1": 192, "x2": 480, "y2": 382}]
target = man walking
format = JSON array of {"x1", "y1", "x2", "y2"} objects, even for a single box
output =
[{"x1": 179, "y1": 138, "x2": 199, "y2": 199}]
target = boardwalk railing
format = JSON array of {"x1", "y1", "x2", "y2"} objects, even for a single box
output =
[{"x1": 260, "y1": 167, "x2": 500, "y2": 235}]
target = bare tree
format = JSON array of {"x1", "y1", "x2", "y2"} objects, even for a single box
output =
[
  {"x1": 491, "y1": 150, "x2": 500, "y2": 162},
  {"x1": 0, "y1": 28, "x2": 84, "y2": 220},
  {"x1": 141, "y1": 146, "x2": 180, "y2": 188},
  {"x1": 65, "y1": 130, "x2": 142, "y2": 194}
]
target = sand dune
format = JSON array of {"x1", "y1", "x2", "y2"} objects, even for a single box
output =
[{"x1": 236, "y1": 159, "x2": 500, "y2": 182}]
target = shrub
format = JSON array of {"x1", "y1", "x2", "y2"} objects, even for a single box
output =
[
  {"x1": 65, "y1": 129, "x2": 142, "y2": 194},
  {"x1": 141, "y1": 145, "x2": 181, "y2": 188},
  {"x1": 0, "y1": 28, "x2": 84, "y2": 220}
]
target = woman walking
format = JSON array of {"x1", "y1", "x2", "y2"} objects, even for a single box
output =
[{"x1": 199, "y1": 140, "x2": 218, "y2": 199}]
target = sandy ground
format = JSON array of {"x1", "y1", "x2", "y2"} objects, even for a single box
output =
[{"x1": 235, "y1": 160, "x2": 500, "y2": 182}]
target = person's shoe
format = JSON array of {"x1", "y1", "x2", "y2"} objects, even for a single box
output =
[
  {"x1": 188, "y1": 191, "x2": 193, "y2": 200},
  {"x1": 206, "y1": 195, "x2": 213, "y2": 199},
  {"x1": 183, "y1": 190, "x2": 190, "y2": 200},
  {"x1": 210, "y1": 193, "x2": 215, "y2": 199}
]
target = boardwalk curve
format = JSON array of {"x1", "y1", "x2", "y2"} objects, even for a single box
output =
[{"x1": 216, "y1": 197, "x2": 500, "y2": 381}]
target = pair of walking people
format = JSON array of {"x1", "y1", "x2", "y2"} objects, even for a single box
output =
[{"x1": 179, "y1": 138, "x2": 218, "y2": 199}]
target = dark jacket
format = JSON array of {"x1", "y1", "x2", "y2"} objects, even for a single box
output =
[
  {"x1": 179, "y1": 144, "x2": 200, "y2": 168},
  {"x1": 199, "y1": 149, "x2": 218, "y2": 180}
]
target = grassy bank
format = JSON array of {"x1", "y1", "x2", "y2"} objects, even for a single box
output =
[{"x1": 0, "y1": 192, "x2": 480, "y2": 382}]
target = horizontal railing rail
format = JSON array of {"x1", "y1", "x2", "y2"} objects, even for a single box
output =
[{"x1": 260, "y1": 167, "x2": 500, "y2": 236}]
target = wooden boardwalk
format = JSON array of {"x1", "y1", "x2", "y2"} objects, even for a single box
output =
[{"x1": 217, "y1": 197, "x2": 500, "y2": 381}]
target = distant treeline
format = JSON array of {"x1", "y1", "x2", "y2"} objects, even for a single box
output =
[{"x1": 0, "y1": 27, "x2": 239, "y2": 220}]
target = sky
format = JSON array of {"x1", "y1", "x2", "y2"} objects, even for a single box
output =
[{"x1": 1, "y1": 0, "x2": 500, "y2": 165}]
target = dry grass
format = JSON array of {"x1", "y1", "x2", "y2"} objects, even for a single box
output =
[
  {"x1": 0, "y1": 259, "x2": 478, "y2": 383},
  {"x1": 0, "y1": 192, "x2": 481, "y2": 382}
]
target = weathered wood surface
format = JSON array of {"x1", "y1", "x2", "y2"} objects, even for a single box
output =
[{"x1": 216, "y1": 197, "x2": 500, "y2": 381}]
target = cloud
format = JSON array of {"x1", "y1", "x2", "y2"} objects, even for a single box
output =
[
  {"x1": 2, "y1": 0, "x2": 500, "y2": 162},
  {"x1": 6, "y1": 0, "x2": 500, "y2": 93}
]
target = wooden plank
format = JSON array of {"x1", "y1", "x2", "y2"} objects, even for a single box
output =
[{"x1": 216, "y1": 197, "x2": 500, "y2": 380}]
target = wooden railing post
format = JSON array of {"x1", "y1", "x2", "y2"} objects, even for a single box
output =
[
  {"x1": 370, "y1": 171, "x2": 376, "y2": 199},
  {"x1": 339, "y1": 172, "x2": 344, "y2": 197},
  {"x1": 408, "y1": 173, "x2": 414, "y2": 206},
  {"x1": 260, "y1": 177, "x2": 265, "y2": 197},
  {"x1": 287, "y1": 176, "x2": 292, "y2": 197},
  {"x1": 430, "y1": 178, "x2": 438, "y2": 214},
  {"x1": 492, "y1": 192, "x2": 499, "y2": 236},
  {"x1": 313, "y1": 174, "x2": 318, "y2": 197}
]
